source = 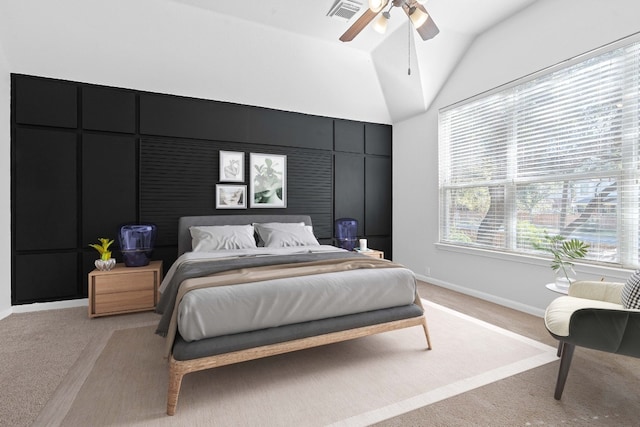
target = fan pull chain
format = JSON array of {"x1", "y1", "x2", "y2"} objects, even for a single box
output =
[{"x1": 407, "y1": 21, "x2": 411, "y2": 75}]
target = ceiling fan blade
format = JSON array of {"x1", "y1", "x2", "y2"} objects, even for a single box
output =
[{"x1": 339, "y1": 2, "x2": 388, "y2": 42}]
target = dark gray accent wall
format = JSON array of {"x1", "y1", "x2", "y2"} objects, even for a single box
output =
[{"x1": 10, "y1": 74, "x2": 393, "y2": 305}]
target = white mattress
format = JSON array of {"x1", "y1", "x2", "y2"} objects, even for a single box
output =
[{"x1": 177, "y1": 262, "x2": 416, "y2": 342}]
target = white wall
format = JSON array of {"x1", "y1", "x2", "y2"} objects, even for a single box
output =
[
  {"x1": 0, "y1": 39, "x2": 11, "y2": 319},
  {"x1": 0, "y1": 0, "x2": 391, "y2": 125},
  {"x1": 393, "y1": 0, "x2": 640, "y2": 316}
]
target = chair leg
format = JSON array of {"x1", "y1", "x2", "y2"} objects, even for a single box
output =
[{"x1": 554, "y1": 342, "x2": 575, "y2": 400}]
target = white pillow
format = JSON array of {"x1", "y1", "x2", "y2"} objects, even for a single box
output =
[
  {"x1": 190, "y1": 225, "x2": 257, "y2": 252},
  {"x1": 253, "y1": 222, "x2": 319, "y2": 248},
  {"x1": 253, "y1": 222, "x2": 304, "y2": 247}
]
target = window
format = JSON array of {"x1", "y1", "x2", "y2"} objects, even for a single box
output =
[{"x1": 439, "y1": 37, "x2": 640, "y2": 269}]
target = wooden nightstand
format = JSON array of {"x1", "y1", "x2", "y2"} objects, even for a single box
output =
[
  {"x1": 359, "y1": 249, "x2": 384, "y2": 259},
  {"x1": 88, "y1": 260, "x2": 163, "y2": 318}
]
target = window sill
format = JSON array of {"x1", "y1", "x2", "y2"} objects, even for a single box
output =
[{"x1": 434, "y1": 242, "x2": 633, "y2": 282}]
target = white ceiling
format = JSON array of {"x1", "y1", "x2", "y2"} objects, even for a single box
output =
[
  {"x1": 172, "y1": 0, "x2": 539, "y2": 121},
  {"x1": 0, "y1": 0, "x2": 538, "y2": 123},
  {"x1": 175, "y1": 0, "x2": 535, "y2": 53}
]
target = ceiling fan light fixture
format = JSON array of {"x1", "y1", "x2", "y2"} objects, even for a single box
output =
[
  {"x1": 372, "y1": 11, "x2": 390, "y2": 34},
  {"x1": 408, "y1": 6, "x2": 429, "y2": 28},
  {"x1": 368, "y1": 0, "x2": 385, "y2": 13}
]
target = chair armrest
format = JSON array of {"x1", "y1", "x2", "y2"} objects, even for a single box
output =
[
  {"x1": 568, "y1": 280, "x2": 624, "y2": 304},
  {"x1": 566, "y1": 308, "x2": 640, "y2": 357}
]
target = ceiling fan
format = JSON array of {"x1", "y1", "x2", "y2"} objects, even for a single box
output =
[{"x1": 339, "y1": 0, "x2": 439, "y2": 43}]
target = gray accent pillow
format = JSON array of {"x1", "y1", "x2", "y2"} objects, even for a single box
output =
[
  {"x1": 621, "y1": 270, "x2": 640, "y2": 309},
  {"x1": 254, "y1": 222, "x2": 319, "y2": 247},
  {"x1": 190, "y1": 225, "x2": 257, "y2": 251}
]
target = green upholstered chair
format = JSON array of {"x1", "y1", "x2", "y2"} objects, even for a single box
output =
[{"x1": 544, "y1": 280, "x2": 640, "y2": 399}]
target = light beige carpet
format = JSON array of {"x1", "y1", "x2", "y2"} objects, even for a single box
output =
[{"x1": 36, "y1": 300, "x2": 557, "y2": 426}]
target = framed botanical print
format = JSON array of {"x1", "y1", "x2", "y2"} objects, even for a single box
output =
[
  {"x1": 219, "y1": 151, "x2": 244, "y2": 182},
  {"x1": 250, "y1": 153, "x2": 286, "y2": 208},
  {"x1": 215, "y1": 184, "x2": 247, "y2": 209}
]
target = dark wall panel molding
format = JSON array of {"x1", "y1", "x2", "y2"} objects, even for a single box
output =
[
  {"x1": 82, "y1": 134, "x2": 137, "y2": 244},
  {"x1": 15, "y1": 253, "x2": 78, "y2": 302},
  {"x1": 334, "y1": 153, "x2": 365, "y2": 236},
  {"x1": 15, "y1": 76, "x2": 77, "y2": 128},
  {"x1": 246, "y1": 108, "x2": 333, "y2": 151},
  {"x1": 365, "y1": 123, "x2": 392, "y2": 156},
  {"x1": 365, "y1": 156, "x2": 392, "y2": 236},
  {"x1": 11, "y1": 74, "x2": 392, "y2": 305},
  {"x1": 83, "y1": 86, "x2": 136, "y2": 133},
  {"x1": 140, "y1": 93, "x2": 250, "y2": 142},
  {"x1": 14, "y1": 128, "x2": 77, "y2": 251},
  {"x1": 140, "y1": 93, "x2": 334, "y2": 151},
  {"x1": 335, "y1": 120, "x2": 364, "y2": 153}
]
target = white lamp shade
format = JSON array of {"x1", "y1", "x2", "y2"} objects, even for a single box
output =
[
  {"x1": 409, "y1": 7, "x2": 429, "y2": 28},
  {"x1": 369, "y1": 0, "x2": 385, "y2": 13},
  {"x1": 372, "y1": 13, "x2": 388, "y2": 34}
]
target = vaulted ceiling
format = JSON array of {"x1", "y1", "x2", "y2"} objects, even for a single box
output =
[{"x1": 0, "y1": 0, "x2": 537, "y2": 123}]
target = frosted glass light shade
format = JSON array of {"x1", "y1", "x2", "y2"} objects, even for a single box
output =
[
  {"x1": 372, "y1": 12, "x2": 389, "y2": 34},
  {"x1": 369, "y1": 0, "x2": 385, "y2": 13},
  {"x1": 409, "y1": 7, "x2": 429, "y2": 28}
]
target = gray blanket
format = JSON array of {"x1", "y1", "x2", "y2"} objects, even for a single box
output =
[{"x1": 155, "y1": 251, "x2": 365, "y2": 337}]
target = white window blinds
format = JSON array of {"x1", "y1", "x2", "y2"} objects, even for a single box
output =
[{"x1": 439, "y1": 39, "x2": 640, "y2": 269}]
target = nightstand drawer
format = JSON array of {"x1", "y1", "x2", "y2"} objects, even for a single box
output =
[
  {"x1": 94, "y1": 289, "x2": 155, "y2": 315},
  {"x1": 93, "y1": 271, "x2": 155, "y2": 294}
]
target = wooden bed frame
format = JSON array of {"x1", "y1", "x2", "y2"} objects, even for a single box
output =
[{"x1": 165, "y1": 214, "x2": 432, "y2": 415}]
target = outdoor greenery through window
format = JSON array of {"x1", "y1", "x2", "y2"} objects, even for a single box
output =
[{"x1": 438, "y1": 36, "x2": 640, "y2": 269}]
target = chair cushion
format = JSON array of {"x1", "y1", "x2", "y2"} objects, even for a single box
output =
[
  {"x1": 568, "y1": 281, "x2": 624, "y2": 304},
  {"x1": 544, "y1": 296, "x2": 624, "y2": 337},
  {"x1": 621, "y1": 270, "x2": 640, "y2": 309}
]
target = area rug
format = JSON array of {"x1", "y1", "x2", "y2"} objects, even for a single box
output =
[{"x1": 36, "y1": 300, "x2": 557, "y2": 426}]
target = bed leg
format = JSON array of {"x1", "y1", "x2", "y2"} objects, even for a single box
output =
[
  {"x1": 421, "y1": 316, "x2": 432, "y2": 350},
  {"x1": 413, "y1": 294, "x2": 432, "y2": 350},
  {"x1": 167, "y1": 360, "x2": 184, "y2": 416}
]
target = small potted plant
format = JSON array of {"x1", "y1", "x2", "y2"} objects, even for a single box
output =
[
  {"x1": 534, "y1": 233, "x2": 589, "y2": 290},
  {"x1": 89, "y1": 238, "x2": 116, "y2": 271}
]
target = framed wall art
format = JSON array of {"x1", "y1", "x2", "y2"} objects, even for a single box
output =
[
  {"x1": 215, "y1": 184, "x2": 247, "y2": 209},
  {"x1": 219, "y1": 150, "x2": 244, "y2": 182},
  {"x1": 250, "y1": 153, "x2": 286, "y2": 208}
]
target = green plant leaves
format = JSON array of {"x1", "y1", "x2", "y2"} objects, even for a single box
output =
[
  {"x1": 89, "y1": 238, "x2": 114, "y2": 260},
  {"x1": 533, "y1": 232, "x2": 589, "y2": 281}
]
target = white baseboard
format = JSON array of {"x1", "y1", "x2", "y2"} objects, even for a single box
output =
[
  {"x1": 5, "y1": 277, "x2": 546, "y2": 319},
  {"x1": 415, "y1": 274, "x2": 546, "y2": 318},
  {"x1": 11, "y1": 298, "x2": 88, "y2": 314},
  {"x1": 0, "y1": 307, "x2": 11, "y2": 321}
]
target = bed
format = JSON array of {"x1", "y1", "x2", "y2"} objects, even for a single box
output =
[{"x1": 156, "y1": 214, "x2": 431, "y2": 415}]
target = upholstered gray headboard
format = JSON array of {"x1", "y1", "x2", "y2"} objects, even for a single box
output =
[{"x1": 177, "y1": 214, "x2": 313, "y2": 256}]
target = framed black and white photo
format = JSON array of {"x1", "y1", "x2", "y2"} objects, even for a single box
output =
[
  {"x1": 219, "y1": 151, "x2": 244, "y2": 182},
  {"x1": 250, "y1": 153, "x2": 286, "y2": 208},
  {"x1": 215, "y1": 184, "x2": 247, "y2": 209}
]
